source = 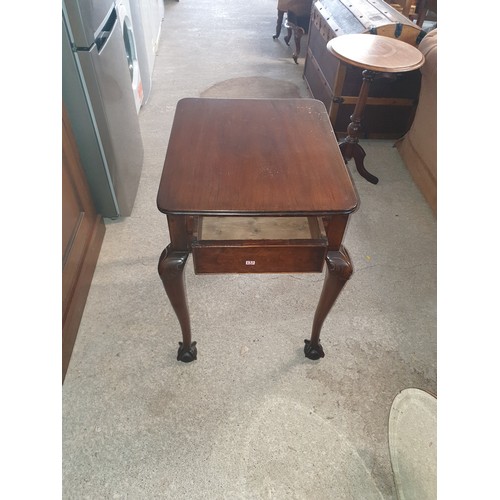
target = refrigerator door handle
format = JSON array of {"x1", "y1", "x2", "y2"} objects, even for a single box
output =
[{"x1": 95, "y1": 7, "x2": 117, "y2": 53}]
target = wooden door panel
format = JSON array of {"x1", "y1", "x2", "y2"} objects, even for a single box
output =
[
  {"x1": 62, "y1": 104, "x2": 105, "y2": 382},
  {"x1": 62, "y1": 165, "x2": 82, "y2": 259}
]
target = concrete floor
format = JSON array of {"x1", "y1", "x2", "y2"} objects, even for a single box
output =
[{"x1": 62, "y1": 1, "x2": 437, "y2": 498}]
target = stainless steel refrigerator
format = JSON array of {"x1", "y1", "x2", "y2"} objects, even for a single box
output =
[{"x1": 62, "y1": 0, "x2": 144, "y2": 218}]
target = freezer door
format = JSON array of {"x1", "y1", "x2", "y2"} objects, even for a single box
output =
[
  {"x1": 63, "y1": 17, "x2": 118, "y2": 217},
  {"x1": 63, "y1": 0, "x2": 116, "y2": 48},
  {"x1": 76, "y1": 7, "x2": 144, "y2": 217}
]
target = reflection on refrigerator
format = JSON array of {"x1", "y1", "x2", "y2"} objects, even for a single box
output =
[{"x1": 130, "y1": 0, "x2": 164, "y2": 104}]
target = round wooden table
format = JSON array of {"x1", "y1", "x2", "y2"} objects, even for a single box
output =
[{"x1": 327, "y1": 34, "x2": 425, "y2": 184}]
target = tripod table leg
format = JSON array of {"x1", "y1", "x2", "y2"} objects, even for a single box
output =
[{"x1": 338, "y1": 69, "x2": 379, "y2": 184}]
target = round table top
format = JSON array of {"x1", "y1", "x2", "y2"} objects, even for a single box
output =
[{"x1": 326, "y1": 34, "x2": 425, "y2": 73}]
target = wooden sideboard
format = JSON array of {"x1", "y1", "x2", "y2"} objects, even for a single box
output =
[{"x1": 62, "y1": 104, "x2": 105, "y2": 382}]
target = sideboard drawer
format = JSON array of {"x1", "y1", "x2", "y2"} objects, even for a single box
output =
[{"x1": 191, "y1": 216, "x2": 328, "y2": 274}]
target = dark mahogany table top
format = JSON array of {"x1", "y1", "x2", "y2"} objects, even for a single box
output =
[{"x1": 157, "y1": 98, "x2": 359, "y2": 216}]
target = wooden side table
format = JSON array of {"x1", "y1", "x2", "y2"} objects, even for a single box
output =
[
  {"x1": 327, "y1": 34, "x2": 425, "y2": 184},
  {"x1": 157, "y1": 98, "x2": 359, "y2": 362}
]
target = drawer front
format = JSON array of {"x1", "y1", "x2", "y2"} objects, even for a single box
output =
[
  {"x1": 192, "y1": 243, "x2": 326, "y2": 274},
  {"x1": 333, "y1": 101, "x2": 417, "y2": 139}
]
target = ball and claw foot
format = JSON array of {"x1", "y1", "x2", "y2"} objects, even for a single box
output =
[
  {"x1": 304, "y1": 339, "x2": 325, "y2": 360},
  {"x1": 177, "y1": 341, "x2": 197, "y2": 362}
]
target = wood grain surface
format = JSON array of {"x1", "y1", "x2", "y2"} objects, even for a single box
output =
[
  {"x1": 327, "y1": 34, "x2": 425, "y2": 72},
  {"x1": 157, "y1": 98, "x2": 358, "y2": 216}
]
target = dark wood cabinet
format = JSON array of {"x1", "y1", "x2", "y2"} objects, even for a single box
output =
[{"x1": 62, "y1": 104, "x2": 105, "y2": 382}]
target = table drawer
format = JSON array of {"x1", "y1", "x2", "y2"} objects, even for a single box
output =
[
  {"x1": 192, "y1": 241, "x2": 326, "y2": 274},
  {"x1": 191, "y1": 216, "x2": 327, "y2": 274}
]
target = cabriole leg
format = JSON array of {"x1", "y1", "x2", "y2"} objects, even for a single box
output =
[
  {"x1": 273, "y1": 9, "x2": 285, "y2": 39},
  {"x1": 305, "y1": 246, "x2": 353, "y2": 360},
  {"x1": 158, "y1": 245, "x2": 197, "y2": 362}
]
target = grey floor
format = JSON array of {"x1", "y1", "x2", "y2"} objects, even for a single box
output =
[{"x1": 62, "y1": 1, "x2": 437, "y2": 498}]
